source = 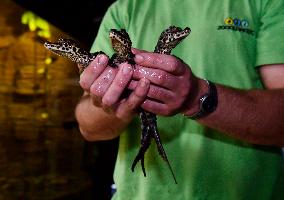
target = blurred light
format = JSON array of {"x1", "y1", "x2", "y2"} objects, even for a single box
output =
[
  {"x1": 21, "y1": 11, "x2": 51, "y2": 38},
  {"x1": 40, "y1": 112, "x2": 49, "y2": 119},
  {"x1": 44, "y1": 57, "x2": 52, "y2": 65},
  {"x1": 37, "y1": 67, "x2": 46, "y2": 74}
]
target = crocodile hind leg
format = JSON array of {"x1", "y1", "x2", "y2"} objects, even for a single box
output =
[
  {"x1": 131, "y1": 110, "x2": 152, "y2": 176},
  {"x1": 132, "y1": 110, "x2": 177, "y2": 183},
  {"x1": 131, "y1": 127, "x2": 151, "y2": 177},
  {"x1": 144, "y1": 112, "x2": 177, "y2": 184}
]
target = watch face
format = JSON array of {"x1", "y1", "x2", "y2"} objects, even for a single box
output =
[
  {"x1": 189, "y1": 80, "x2": 218, "y2": 119},
  {"x1": 201, "y1": 95, "x2": 217, "y2": 113}
]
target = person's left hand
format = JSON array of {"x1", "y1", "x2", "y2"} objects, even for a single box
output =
[{"x1": 129, "y1": 49, "x2": 201, "y2": 116}]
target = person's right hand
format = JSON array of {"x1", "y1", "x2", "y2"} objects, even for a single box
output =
[{"x1": 79, "y1": 54, "x2": 150, "y2": 122}]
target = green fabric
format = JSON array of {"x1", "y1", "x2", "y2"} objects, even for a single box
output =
[{"x1": 91, "y1": 0, "x2": 284, "y2": 199}]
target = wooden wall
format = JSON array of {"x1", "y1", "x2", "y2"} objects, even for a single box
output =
[{"x1": 0, "y1": 0, "x2": 96, "y2": 199}]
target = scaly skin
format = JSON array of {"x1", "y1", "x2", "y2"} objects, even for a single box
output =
[
  {"x1": 44, "y1": 38, "x2": 105, "y2": 73},
  {"x1": 43, "y1": 26, "x2": 190, "y2": 184},
  {"x1": 43, "y1": 30, "x2": 134, "y2": 72},
  {"x1": 131, "y1": 26, "x2": 191, "y2": 184}
]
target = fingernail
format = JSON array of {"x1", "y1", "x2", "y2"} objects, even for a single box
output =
[
  {"x1": 123, "y1": 65, "x2": 132, "y2": 75},
  {"x1": 135, "y1": 54, "x2": 144, "y2": 63},
  {"x1": 140, "y1": 79, "x2": 149, "y2": 87},
  {"x1": 98, "y1": 55, "x2": 108, "y2": 65}
]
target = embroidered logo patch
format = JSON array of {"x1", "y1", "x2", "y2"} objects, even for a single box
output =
[{"x1": 217, "y1": 17, "x2": 254, "y2": 35}]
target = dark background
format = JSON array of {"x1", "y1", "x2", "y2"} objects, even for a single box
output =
[
  {"x1": 10, "y1": 0, "x2": 118, "y2": 199},
  {"x1": 12, "y1": 0, "x2": 116, "y2": 47}
]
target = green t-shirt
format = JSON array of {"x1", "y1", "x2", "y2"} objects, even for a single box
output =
[{"x1": 91, "y1": 0, "x2": 284, "y2": 199}]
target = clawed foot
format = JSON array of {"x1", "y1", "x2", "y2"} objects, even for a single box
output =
[{"x1": 131, "y1": 120, "x2": 177, "y2": 184}]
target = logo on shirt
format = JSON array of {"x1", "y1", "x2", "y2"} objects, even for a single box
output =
[{"x1": 218, "y1": 17, "x2": 254, "y2": 35}]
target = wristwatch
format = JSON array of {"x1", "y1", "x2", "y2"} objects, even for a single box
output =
[{"x1": 188, "y1": 79, "x2": 218, "y2": 120}]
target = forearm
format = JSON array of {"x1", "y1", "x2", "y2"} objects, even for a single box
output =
[
  {"x1": 132, "y1": 51, "x2": 284, "y2": 146},
  {"x1": 186, "y1": 81, "x2": 284, "y2": 146},
  {"x1": 75, "y1": 93, "x2": 129, "y2": 141}
]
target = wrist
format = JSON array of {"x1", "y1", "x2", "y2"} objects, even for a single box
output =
[
  {"x1": 182, "y1": 78, "x2": 218, "y2": 119},
  {"x1": 182, "y1": 78, "x2": 208, "y2": 116}
]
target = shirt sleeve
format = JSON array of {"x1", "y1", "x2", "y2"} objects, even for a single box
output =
[
  {"x1": 90, "y1": 0, "x2": 130, "y2": 55},
  {"x1": 255, "y1": 0, "x2": 284, "y2": 66}
]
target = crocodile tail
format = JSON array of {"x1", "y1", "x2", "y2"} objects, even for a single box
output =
[
  {"x1": 139, "y1": 110, "x2": 178, "y2": 183},
  {"x1": 150, "y1": 123, "x2": 178, "y2": 184}
]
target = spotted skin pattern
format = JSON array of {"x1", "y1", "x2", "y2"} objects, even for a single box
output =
[
  {"x1": 44, "y1": 38, "x2": 104, "y2": 73},
  {"x1": 44, "y1": 26, "x2": 190, "y2": 184},
  {"x1": 108, "y1": 29, "x2": 135, "y2": 67},
  {"x1": 131, "y1": 26, "x2": 191, "y2": 184}
]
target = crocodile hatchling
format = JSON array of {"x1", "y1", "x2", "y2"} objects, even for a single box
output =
[{"x1": 44, "y1": 26, "x2": 190, "y2": 184}]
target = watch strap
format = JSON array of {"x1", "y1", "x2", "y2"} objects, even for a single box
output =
[{"x1": 188, "y1": 79, "x2": 218, "y2": 120}]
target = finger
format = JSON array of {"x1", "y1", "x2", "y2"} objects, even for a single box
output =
[
  {"x1": 141, "y1": 100, "x2": 174, "y2": 116},
  {"x1": 79, "y1": 54, "x2": 109, "y2": 91},
  {"x1": 129, "y1": 80, "x2": 175, "y2": 103},
  {"x1": 132, "y1": 65, "x2": 177, "y2": 90},
  {"x1": 131, "y1": 48, "x2": 149, "y2": 54},
  {"x1": 116, "y1": 78, "x2": 150, "y2": 120},
  {"x1": 134, "y1": 53, "x2": 186, "y2": 75},
  {"x1": 89, "y1": 66, "x2": 118, "y2": 97},
  {"x1": 102, "y1": 63, "x2": 133, "y2": 107}
]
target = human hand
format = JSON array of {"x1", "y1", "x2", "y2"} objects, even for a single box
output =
[
  {"x1": 79, "y1": 54, "x2": 150, "y2": 121},
  {"x1": 130, "y1": 50, "x2": 202, "y2": 116}
]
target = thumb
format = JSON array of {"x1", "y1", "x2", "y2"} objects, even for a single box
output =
[{"x1": 131, "y1": 48, "x2": 149, "y2": 54}]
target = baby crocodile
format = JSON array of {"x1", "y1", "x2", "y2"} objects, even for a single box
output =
[
  {"x1": 44, "y1": 26, "x2": 190, "y2": 183},
  {"x1": 131, "y1": 26, "x2": 191, "y2": 184}
]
